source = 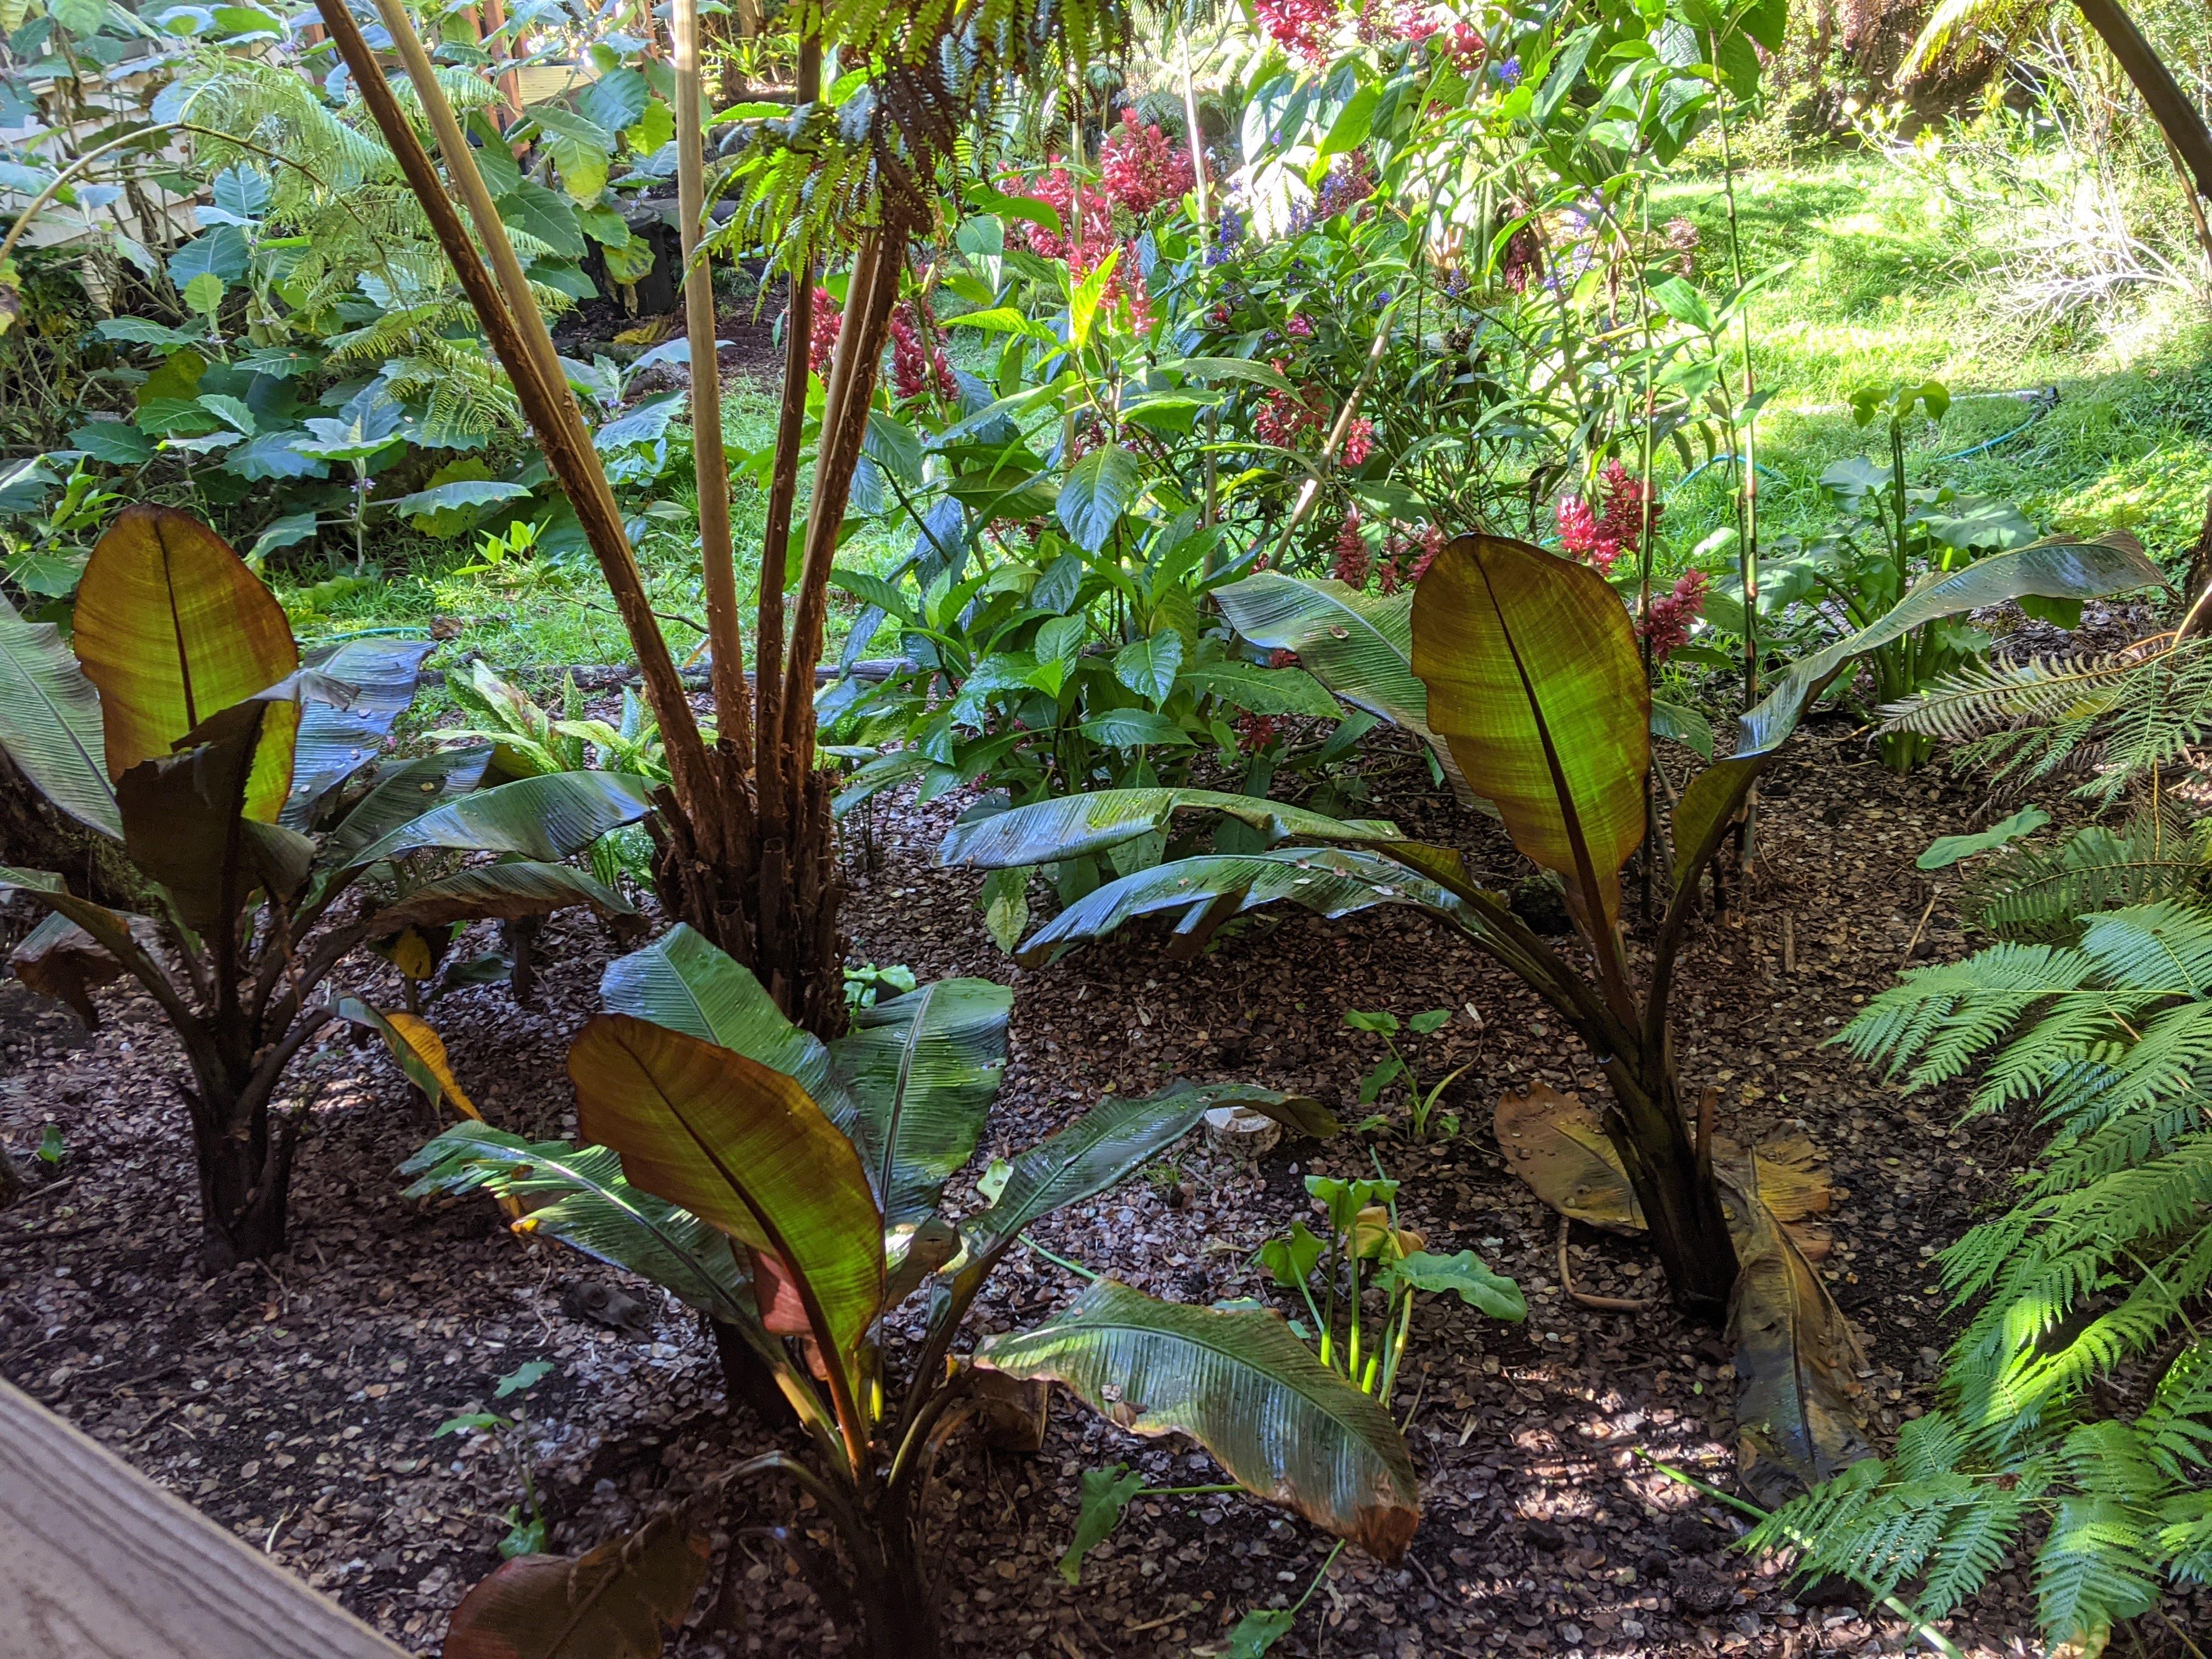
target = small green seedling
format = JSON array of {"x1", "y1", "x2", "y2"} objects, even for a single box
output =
[
  {"x1": 435, "y1": 1359, "x2": 555, "y2": 1558},
  {"x1": 843, "y1": 961, "x2": 918, "y2": 1010},
  {"x1": 36, "y1": 1125, "x2": 64, "y2": 1167},
  {"x1": 1343, "y1": 1007, "x2": 1467, "y2": 1140}
]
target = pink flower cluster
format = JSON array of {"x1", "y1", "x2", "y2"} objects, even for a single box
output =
[
  {"x1": 1255, "y1": 0, "x2": 1338, "y2": 61},
  {"x1": 1641, "y1": 570, "x2": 1708, "y2": 662},
  {"x1": 1330, "y1": 515, "x2": 1446, "y2": 594},
  {"x1": 1445, "y1": 21, "x2": 1485, "y2": 69},
  {"x1": 1253, "y1": 375, "x2": 1329, "y2": 449},
  {"x1": 1098, "y1": 109, "x2": 1197, "y2": 217},
  {"x1": 1340, "y1": 416, "x2": 1374, "y2": 466},
  {"x1": 1005, "y1": 163, "x2": 1113, "y2": 261},
  {"x1": 1333, "y1": 508, "x2": 1370, "y2": 586},
  {"x1": 807, "y1": 286, "x2": 840, "y2": 375},
  {"x1": 1555, "y1": 460, "x2": 1661, "y2": 575},
  {"x1": 888, "y1": 300, "x2": 957, "y2": 403}
]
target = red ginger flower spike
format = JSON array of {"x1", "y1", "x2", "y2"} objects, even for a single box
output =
[
  {"x1": 1555, "y1": 492, "x2": 1621, "y2": 574},
  {"x1": 1333, "y1": 507, "x2": 1370, "y2": 588},
  {"x1": 1641, "y1": 569, "x2": 1708, "y2": 662},
  {"x1": 807, "y1": 286, "x2": 841, "y2": 376}
]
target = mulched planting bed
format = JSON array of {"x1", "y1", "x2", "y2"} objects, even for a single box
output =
[{"x1": 4, "y1": 672, "x2": 2198, "y2": 1657}]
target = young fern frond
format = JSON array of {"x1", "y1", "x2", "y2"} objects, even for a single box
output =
[{"x1": 1769, "y1": 901, "x2": 2212, "y2": 1643}]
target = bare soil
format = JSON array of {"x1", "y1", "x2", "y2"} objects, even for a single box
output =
[{"x1": 3, "y1": 662, "x2": 2201, "y2": 1657}]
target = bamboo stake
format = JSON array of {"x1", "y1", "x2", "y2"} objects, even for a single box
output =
[
  {"x1": 319, "y1": 0, "x2": 720, "y2": 832},
  {"x1": 674, "y1": 0, "x2": 750, "y2": 759}
]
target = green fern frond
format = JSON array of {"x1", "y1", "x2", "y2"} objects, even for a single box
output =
[{"x1": 1967, "y1": 806, "x2": 2211, "y2": 940}]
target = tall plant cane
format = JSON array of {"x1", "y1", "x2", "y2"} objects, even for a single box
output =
[{"x1": 314, "y1": 0, "x2": 909, "y2": 1037}]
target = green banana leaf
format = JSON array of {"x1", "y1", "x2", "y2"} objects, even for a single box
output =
[
  {"x1": 963, "y1": 1081, "x2": 1334, "y2": 1264},
  {"x1": 1212, "y1": 571, "x2": 1473, "y2": 802},
  {"x1": 567, "y1": 1014, "x2": 883, "y2": 1367},
  {"x1": 284, "y1": 637, "x2": 437, "y2": 827},
  {"x1": 323, "y1": 748, "x2": 494, "y2": 866},
  {"x1": 975, "y1": 1279, "x2": 1420, "y2": 1560},
  {"x1": 1009, "y1": 847, "x2": 1469, "y2": 967},
  {"x1": 1671, "y1": 534, "x2": 2164, "y2": 891},
  {"x1": 938, "y1": 788, "x2": 1400, "y2": 871},
  {"x1": 363, "y1": 860, "x2": 639, "y2": 934},
  {"x1": 599, "y1": 923, "x2": 837, "y2": 1101},
  {"x1": 1411, "y1": 534, "x2": 1649, "y2": 929},
  {"x1": 0, "y1": 591, "x2": 120, "y2": 838},
  {"x1": 345, "y1": 770, "x2": 656, "y2": 867},
  {"x1": 402, "y1": 1121, "x2": 754, "y2": 1324},
  {"x1": 830, "y1": 978, "x2": 1013, "y2": 1227}
]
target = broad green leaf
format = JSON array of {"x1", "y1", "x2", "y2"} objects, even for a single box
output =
[
  {"x1": 1412, "y1": 534, "x2": 1649, "y2": 928},
  {"x1": 1225, "y1": 1608, "x2": 1296, "y2": 1656},
  {"x1": 1059, "y1": 1464, "x2": 1144, "y2": 1584},
  {"x1": 1917, "y1": 804, "x2": 2050, "y2": 871},
  {"x1": 1671, "y1": 534, "x2": 2164, "y2": 892},
  {"x1": 1181, "y1": 659, "x2": 1342, "y2": 719},
  {"x1": 1057, "y1": 445, "x2": 1142, "y2": 553},
  {"x1": 1650, "y1": 697, "x2": 1715, "y2": 761},
  {"x1": 345, "y1": 771, "x2": 655, "y2": 867},
  {"x1": 1113, "y1": 633, "x2": 1183, "y2": 706},
  {"x1": 965, "y1": 1082, "x2": 1333, "y2": 1261},
  {"x1": 1391, "y1": 1250, "x2": 1526, "y2": 1320},
  {"x1": 1069, "y1": 247, "x2": 1119, "y2": 348},
  {"x1": 285, "y1": 637, "x2": 436, "y2": 826},
  {"x1": 976, "y1": 1280, "x2": 1420, "y2": 1559},
  {"x1": 981, "y1": 865, "x2": 1030, "y2": 953},
  {"x1": 496, "y1": 179, "x2": 588, "y2": 258},
  {"x1": 324, "y1": 748, "x2": 492, "y2": 865},
  {"x1": 1013, "y1": 847, "x2": 1471, "y2": 967},
  {"x1": 601, "y1": 924, "x2": 834, "y2": 1097},
  {"x1": 365, "y1": 860, "x2": 638, "y2": 934},
  {"x1": 1318, "y1": 82, "x2": 1378, "y2": 156},
  {"x1": 828, "y1": 978, "x2": 1012, "y2": 1227},
  {"x1": 568, "y1": 1014, "x2": 883, "y2": 1364},
  {"x1": 1211, "y1": 572, "x2": 1469, "y2": 803},
  {"x1": 67, "y1": 419, "x2": 156, "y2": 463},
  {"x1": 1079, "y1": 709, "x2": 1192, "y2": 748},
  {"x1": 71, "y1": 506, "x2": 297, "y2": 802},
  {"x1": 0, "y1": 591, "x2": 119, "y2": 837},
  {"x1": 381, "y1": 479, "x2": 531, "y2": 519},
  {"x1": 402, "y1": 1122, "x2": 753, "y2": 1323},
  {"x1": 936, "y1": 787, "x2": 1397, "y2": 870}
]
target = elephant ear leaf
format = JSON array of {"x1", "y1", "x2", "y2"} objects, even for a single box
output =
[
  {"x1": 828, "y1": 977, "x2": 1013, "y2": 1226},
  {"x1": 975, "y1": 1280, "x2": 1420, "y2": 1561},
  {"x1": 1670, "y1": 533, "x2": 2165, "y2": 891},
  {"x1": 1411, "y1": 533, "x2": 1649, "y2": 930},
  {"x1": 443, "y1": 1508, "x2": 711, "y2": 1659},
  {"x1": 71, "y1": 506, "x2": 298, "y2": 808},
  {"x1": 0, "y1": 591, "x2": 120, "y2": 838},
  {"x1": 567, "y1": 1014, "x2": 883, "y2": 1368}
]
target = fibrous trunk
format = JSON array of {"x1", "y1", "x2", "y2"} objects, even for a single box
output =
[
  {"x1": 182, "y1": 1056, "x2": 294, "y2": 1271},
  {"x1": 1600, "y1": 1053, "x2": 1738, "y2": 1321}
]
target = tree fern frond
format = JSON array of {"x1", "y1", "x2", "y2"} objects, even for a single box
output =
[
  {"x1": 1880, "y1": 649, "x2": 2155, "y2": 741},
  {"x1": 1967, "y1": 806, "x2": 2211, "y2": 940}
]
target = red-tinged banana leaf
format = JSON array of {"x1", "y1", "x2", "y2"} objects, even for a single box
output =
[
  {"x1": 442, "y1": 1510, "x2": 711, "y2": 1659},
  {"x1": 567, "y1": 1014, "x2": 884, "y2": 1368},
  {"x1": 0, "y1": 866, "x2": 165, "y2": 1006},
  {"x1": 0, "y1": 591, "x2": 120, "y2": 838},
  {"x1": 1410, "y1": 533, "x2": 1649, "y2": 929},
  {"x1": 599, "y1": 923, "x2": 840, "y2": 1101},
  {"x1": 935, "y1": 787, "x2": 1400, "y2": 871},
  {"x1": 71, "y1": 506, "x2": 297, "y2": 813},
  {"x1": 1670, "y1": 534, "x2": 2164, "y2": 894},
  {"x1": 115, "y1": 699, "x2": 316, "y2": 934},
  {"x1": 975, "y1": 1279, "x2": 1420, "y2": 1561},
  {"x1": 8, "y1": 912, "x2": 132, "y2": 1028}
]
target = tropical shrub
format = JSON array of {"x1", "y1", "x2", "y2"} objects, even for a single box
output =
[
  {"x1": 405, "y1": 924, "x2": 1414, "y2": 1657},
  {"x1": 0, "y1": 506, "x2": 651, "y2": 1264}
]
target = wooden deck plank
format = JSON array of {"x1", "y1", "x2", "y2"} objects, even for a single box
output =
[{"x1": 0, "y1": 1378, "x2": 411, "y2": 1658}]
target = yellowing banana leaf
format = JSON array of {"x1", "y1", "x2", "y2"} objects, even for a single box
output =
[
  {"x1": 1671, "y1": 534, "x2": 2164, "y2": 894},
  {"x1": 1411, "y1": 534, "x2": 1649, "y2": 929},
  {"x1": 568, "y1": 1014, "x2": 883, "y2": 1367},
  {"x1": 1494, "y1": 1082, "x2": 1646, "y2": 1232},
  {"x1": 442, "y1": 1509, "x2": 711, "y2": 1659},
  {"x1": 828, "y1": 977, "x2": 1013, "y2": 1227},
  {"x1": 935, "y1": 787, "x2": 1400, "y2": 871},
  {"x1": 975, "y1": 1279, "x2": 1420, "y2": 1561},
  {"x1": 0, "y1": 591, "x2": 120, "y2": 838},
  {"x1": 71, "y1": 506, "x2": 297, "y2": 806},
  {"x1": 1211, "y1": 571, "x2": 1475, "y2": 804},
  {"x1": 336, "y1": 998, "x2": 481, "y2": 1120}
]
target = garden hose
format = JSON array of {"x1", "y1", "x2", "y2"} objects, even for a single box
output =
[{"x1": 1666, "y1": 385, "x2": 2060, "y2": 497}]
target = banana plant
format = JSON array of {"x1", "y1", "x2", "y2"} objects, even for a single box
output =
[
  {"x1": 941, "y1": 530, "x2": 2167, "y2": 1319},
  {"x1": 405, "y1": 927, "x2": 1412, "y2": 1657},
  {"x1": 0, "y1": 506, "x2": 653, "y2": 1267}
]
